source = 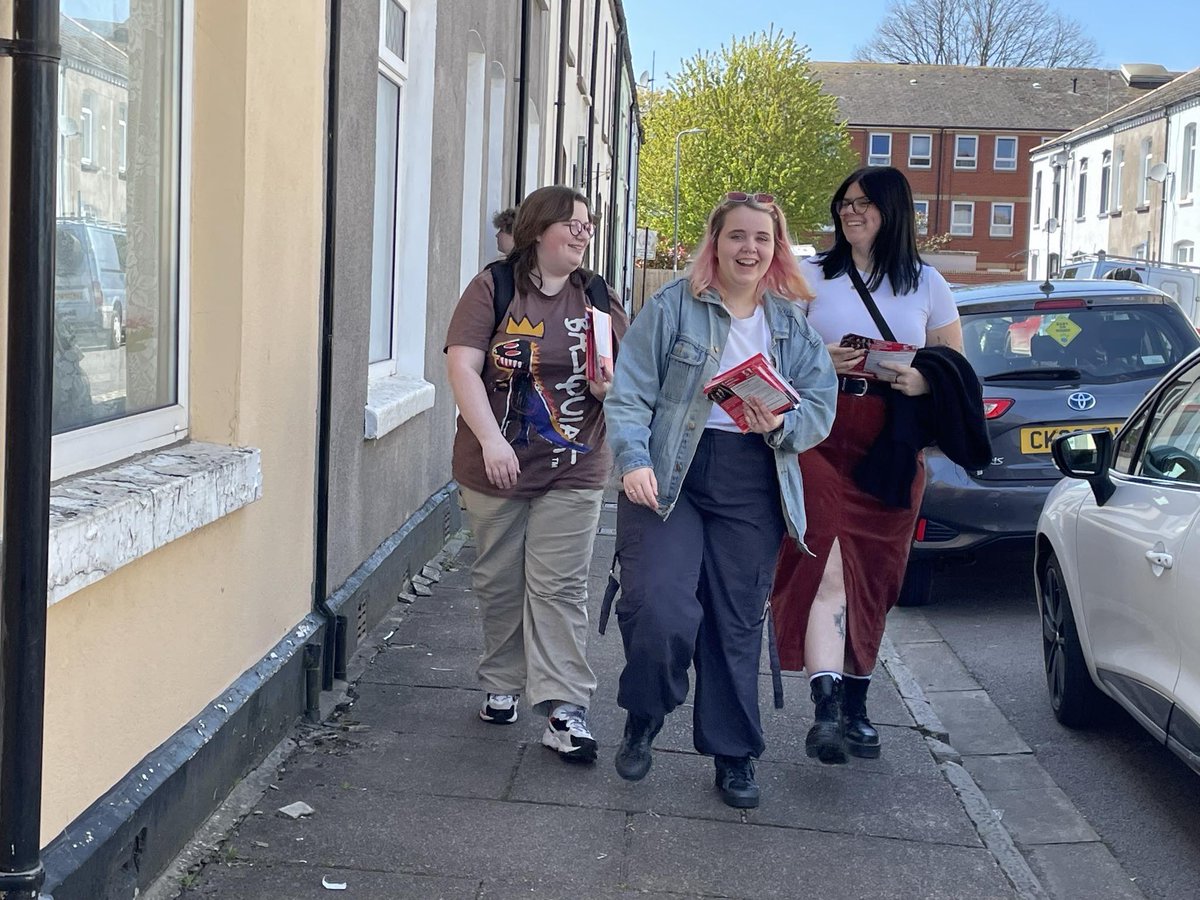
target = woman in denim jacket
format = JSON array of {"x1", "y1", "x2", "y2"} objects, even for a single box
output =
[{"x1": 604, "y1": 193, "x2": 837, "y2": 808}]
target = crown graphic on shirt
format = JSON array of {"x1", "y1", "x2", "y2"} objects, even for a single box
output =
[{"x1": 505, "y1": 315, "x2": 544, "y2": 338}]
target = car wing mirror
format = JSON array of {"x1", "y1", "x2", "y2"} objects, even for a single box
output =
[{"x1": 1051, "y1": 429, "x2": 1115, "y2": 506}]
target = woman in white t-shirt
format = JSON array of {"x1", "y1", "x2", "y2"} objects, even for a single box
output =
[{"x1": 770, "y1": 167, "x2": 963, "y2": 764}]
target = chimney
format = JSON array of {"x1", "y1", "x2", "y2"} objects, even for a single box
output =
[{"x1": 1071, "y1": 77, "x2": 1078, "y2": 93}]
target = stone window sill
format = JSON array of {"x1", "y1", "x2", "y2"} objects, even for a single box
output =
[
  {"x1": 365, "y1": 373, "x2": 435, "y2": 440},
  {"x1": 46, "y1": 442, "x2": 262, "y2": 606}
]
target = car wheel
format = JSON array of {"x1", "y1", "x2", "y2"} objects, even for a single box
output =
[
  {"x1": 896, "y1": 558, "x2": 933, "y2": 607},
  {"x1": 109, "y1": 306, "x2": 124, "y2": 349},
  {"x1": 1040, "y1": 553, "x2": 1104, "y2": 727}
]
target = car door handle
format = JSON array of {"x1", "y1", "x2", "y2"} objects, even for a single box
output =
[{"x1": 1145, "y1": 549, "x2": 1174, "y2": 569}]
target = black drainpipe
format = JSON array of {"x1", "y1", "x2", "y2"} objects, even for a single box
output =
[
  {"x1": 552, "y1": 0, "x2": 570, "y2": 183},
  {"x1": 313, "y1": 0, "x2": 343, "y2": 691},
  {"x1": 584, "y1": 0, "x2": 601, "y2": 201},
  {"x1": 514, "y1": 0, "x2": 530, "y2": 201},
  {"x1": 0, "y1": 2, "x2": 60, "y2": 898},
  {"x1": 606, "y1": 25, "x2": 626, "y2": 282}
]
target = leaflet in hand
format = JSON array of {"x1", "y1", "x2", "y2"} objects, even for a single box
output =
[
  {"x1": 840, "y1": 333, "x2": 917, "y2": 383},
  {"x1": 585, "y1": 305, "x2": 614, "y2": 382},
  {"x1": 702, "y1": 352, "x2": 801, "y2": 433}
]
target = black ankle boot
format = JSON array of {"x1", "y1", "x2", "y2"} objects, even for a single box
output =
[
  {"x1": 805, "y1": 674, "x2": 848, "y2": 765},
  {"x1": 614, "y1": 712, "x2": 663, "y2": 782},
  {"x1": 842, "y1": 677, "x2": 881, "y2": 759},
  {"x1": 714, "y1": 755, "x2": 760, "y2": 808}
]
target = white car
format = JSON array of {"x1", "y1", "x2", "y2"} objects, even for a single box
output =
[{"x1": 1035, "y1": 346, "x2": 1200, "y2": 774}]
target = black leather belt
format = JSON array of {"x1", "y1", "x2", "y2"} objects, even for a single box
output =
[{"x1": 838, "y1": 375, "x2": 890, "y2": 397}]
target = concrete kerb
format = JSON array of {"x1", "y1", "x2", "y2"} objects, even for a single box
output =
[{"x1": 880, "y1": 632, "x2": 1048, "y2": 900}]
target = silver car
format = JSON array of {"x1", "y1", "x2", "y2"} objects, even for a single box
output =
[{"x1": 900, "y1": 279, "x2": 1200, "y2": 606}]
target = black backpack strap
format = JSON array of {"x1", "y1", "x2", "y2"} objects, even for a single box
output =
[
  {"x1": 488, "y1": 260, "x2": 516, "y2": 332},
  {"x1": 848, "y1": 267, "x2": 897, "y2": 342}
]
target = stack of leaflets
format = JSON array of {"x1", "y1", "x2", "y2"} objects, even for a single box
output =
[
  {"x1": 839, "y1": 333, "x2": 918, "y2": 382},
  {"x1": 585, "y1": 304, "x2": 614, "y2": 382},
  {"x1": 702, "y1": 353, "x2": 801, "y2": 433}
]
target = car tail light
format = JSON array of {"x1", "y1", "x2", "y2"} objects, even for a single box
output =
[
  {"x1": 914, "y1": 518, "x2": 927, "y2": 541},
  {"x1": 982, "y1": 398, "x2": 1014, "y2": 419},
  {"x1": 1033, "y1": 298, "x2": 1086, "y2": 310}
]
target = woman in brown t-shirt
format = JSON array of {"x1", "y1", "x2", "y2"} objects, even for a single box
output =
[{"x1": 445, "y1": 185, "x2": 628, "y2": 765}]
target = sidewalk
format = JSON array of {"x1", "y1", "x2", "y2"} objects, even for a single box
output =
[{"x1": 165, "y1": 500, "x2": 1050, "y2": 899}]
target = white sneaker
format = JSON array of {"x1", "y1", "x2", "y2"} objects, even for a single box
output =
[
  {"x1": 541, "y1": 704, "x2": 598, "y2": 763},
  {"x1": 479, "y1": 693, "x2": 518, "y2": 724}
]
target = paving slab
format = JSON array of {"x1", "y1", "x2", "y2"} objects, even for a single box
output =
[
  {"x1": 887, "y1": 608, "x2": 948, "y2": 643},
  {"x1": 1023, "y1": 843, "x2": 1146, "y2": 900},
  {"x1": 897, "y1": 640, "x2": 981, "y2": 692},
  {"x1": 964, "y1": 754, "x2": 1059, "y2": 793},
  {"x1": 181, "y1": 862, "x2": 478, "y2": 899},
  {"x1": 986, "y1": 786, "x2": 1101, "y2": 845},
  {"x1": 928, "y1": 689, "x2": 1033, "y2": 756}
]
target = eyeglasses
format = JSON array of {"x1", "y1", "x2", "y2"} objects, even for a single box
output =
[
  {"x1": 560, "y1": 219, "x2": 595, "y2": 238},
  {"x1": 726, "y1": 191, "x2": 775, "y2": 204},
  {"x1": 836, "y1": 196, "x2": 874, "y2": 214}
]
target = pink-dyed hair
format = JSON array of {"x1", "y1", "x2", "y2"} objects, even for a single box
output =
[{"x1": 687, "y1": 197, "x2": 813, "y2": 301}]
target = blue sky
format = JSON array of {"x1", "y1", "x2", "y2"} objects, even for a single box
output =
[{"x1": 626, "y1": 0, "x2": 1199, "y2": 87}]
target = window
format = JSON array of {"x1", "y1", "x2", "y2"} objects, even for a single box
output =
[
  {"x1": 1033, "y1": 171, "x2": 1042, "y2": 225},
  {"x1": 1137, "y1": 370, "x2": 1200, "y2": 485},
  {"x1": 994, "y1": 136, "x2": 1018, "y2": 171},
  {"x1": 1114, "y1": 147, "x2": 1125, "y2": 212},
  {"x1": 1051, "y1": 166, "x2": 1062, "y2": 218},
  {"x1": 1076, "y1": 159, "x2": 1088, "y2": 219},
  {"x1": 908, "y1": 133, "x2": 932, "y2": 168},
  {"x1": 913, "y1": 200, "x2": 929, "y2": 235},
  {"x1": 868, "y1": 132, "x2": 892, "y2": 166},
  {"x1": 370, "y1": 71, "x2": 404, "y2": 366},
  {"x1": 990, "y1": 202, "x2": 1014, "y2": 237},
  {"x1": 950, "y1": 201, "x2": 974, "y2": 236},
  {"x1": 1099, "y1": 151, "x2": 1111, "y2": 214},
  {"x1": 1177, "y1": 240, "x2": 1196, "y2": 264},
  {"x1": 1138, "y1": 138, "x2": 1152, "y2": 207},
  {"x1": 1048, "y1": 252, "x2": 1060, "y2": 276},
  {"x1": 51, "y1": 1, "x2": 187, "y2": 479},
  {"x1": 955, "y1": 135, "x2": 978, "y2": 169},
  {"x1": 1134, "y1": 242, "x2": 1148, "y2": 260},
  {"x1": 1182, "y1": 123, "x2": 1196, "y2": 201}
]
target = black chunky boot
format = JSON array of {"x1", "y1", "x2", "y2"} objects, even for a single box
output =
[
  {"x1": 842, "y1": 676, "x2": 881, "y2": 759},
  {"x1": 805, "y1": 674, "x2": 848, "y2": 764},
  {"x1": 614, "y1": 712, "x2": 663, "y2": 782}
]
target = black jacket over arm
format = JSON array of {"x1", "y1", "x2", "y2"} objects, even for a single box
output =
[{"x1": 853, "y1": 345, "x2": 993, "y2": 509}]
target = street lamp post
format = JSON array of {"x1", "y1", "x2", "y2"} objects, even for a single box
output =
[{"x1": 673, "y1": 127, "x2": 707, "y2": 273}]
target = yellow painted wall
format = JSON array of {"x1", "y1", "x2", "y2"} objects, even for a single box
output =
[{"x1": 40, "y1": 0, "x2": 326, "y2": 841}]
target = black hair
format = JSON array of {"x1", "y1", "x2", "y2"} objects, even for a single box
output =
[{"x1": 818, "y1": 166, "x2": 923, "y2": 296}]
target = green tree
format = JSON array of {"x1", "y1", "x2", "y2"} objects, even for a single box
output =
[{"x1": 637, "y1": 30, "x2": 857, "y2": 262}]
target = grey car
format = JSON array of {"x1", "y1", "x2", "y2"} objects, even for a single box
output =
[{"x1": 900, "y1": 279, "x2": 1200, "y2": 606}]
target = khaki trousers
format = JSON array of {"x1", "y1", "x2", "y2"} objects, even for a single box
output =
[{"x1": 459, "y1": 486, "x2": 603, "y2": 714}]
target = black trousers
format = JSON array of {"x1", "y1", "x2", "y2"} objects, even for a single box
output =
[{"x1": 615, "y1": 429, "x2": 785, "y2": 758}]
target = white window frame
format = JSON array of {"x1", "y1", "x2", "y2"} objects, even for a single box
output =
[
  {"x1": 1099, "y1": 151, "x2": 1111, "y2": 214},
  {"x1": 51, "y1": 4, "x2": 192, "y2": 481},
  {"x1": 1134, "y1": 241, "x2": 1148, "y2": 260},
  {"x1": 908, "y1": 133, "x2": 932, "y2": 169},
  {"x1": 1076, "y1": 159, "x2": 1088, "y2": 220},
  {"x1": 993, "y1": 136, "x2": 1018, "y2": 171},
  {"x1": 1176, "y1": 240, "x2": 1196, "y2": 264},
  {"x1": 1181, "y1": 123, "x2": 1196, "y2": 202},
  {"x1": 1114, "y1": 147, "x2": 1125, "y2": 212},
  {"x1": 117, "y1": 104, "x2": 127, "y2": 176},
  {"x1": 955, "y1": 134, "x2": 978, "y2": 170},
  {"x1": 990, "y1": 202, "x2": 1014, "y2": 237},
  {"x1": 1138, "y1": 138, "x2": 1152, "y2": 207},
  {"x1": 868, "y1": 132, "x2": 892, "y2": 166},
  {"x1": 913, "y1": 199, "x2": 929, "y2": 235},
  {"x1": 79, "y1": 101, "x2": 94, "y2": 166},
  {"x1": 1033, "y1": 171, "x2": 1042, "y2": 225},
  {"x1": 950, "y1": 201, "x2": 974, "y2": 236}
]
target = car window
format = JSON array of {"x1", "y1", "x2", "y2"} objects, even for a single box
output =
[
  {"x1": 1135, "y1": 367, "x2": 1200, "y2": 485},
  {"x1": 1114, "y1": 405, "x2": 1151, "y2": 474},
  {"x1": 87, "y1": 227, "x2": 126, "y2": 291},
  {"x1": 55, "y1": 228, "x2": 89, "y2": 288},
  {"x1": 960, "y1": 305, "x2": 1194, "y2": 382}
]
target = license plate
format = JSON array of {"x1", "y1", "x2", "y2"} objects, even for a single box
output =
[{"x1": 1020, "y1": 422, "x2": 1123, "y2": 454}]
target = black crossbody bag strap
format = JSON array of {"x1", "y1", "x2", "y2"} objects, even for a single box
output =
[{"x1": 848, "y1": 267, "x2": 897, "y2": 342}]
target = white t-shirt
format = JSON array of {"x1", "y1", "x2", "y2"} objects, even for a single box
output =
[
  {"x1": 799, "y1": 257, "x2": 958, "y2": 348},
  {"x1": 706, "y1": 304, "x2": 771, "y2": 432}
]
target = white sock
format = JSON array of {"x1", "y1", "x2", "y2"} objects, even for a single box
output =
[{"x1": 808, "y1": 670, "x2": 843, "y2": 683}]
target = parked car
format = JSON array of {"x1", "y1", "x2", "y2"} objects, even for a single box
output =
[
  {"x1": 899, "y1": 279, "x2": 1200, "y2": 606},
  {"x1": 1060, "y1": 252, "x2": 1200, "y2": 328},
  {"x1": 1034, "y1": 347, "x2": 1200, "y2": 773},
  {"x1": 55, "y1": 219, "x2": 127, "y2": 348}
]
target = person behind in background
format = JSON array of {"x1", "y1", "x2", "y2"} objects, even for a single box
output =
[
  {"x1": 493, "y1": 206, "x2": 518, "y2": 257},
  {"x1": 445, "y1": 185, "x2": 629, "y2": 764},
  {"x1": 604, "y1": 192, "x2": 837, "y2": 808},
  {"x1": 771, "y1": 166, "x2": 965, "y2": 765}
]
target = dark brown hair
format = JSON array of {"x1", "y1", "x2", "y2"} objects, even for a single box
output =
[
  {"x1": 492, "y1": 206, "x2": 518, "y2": 233},
  {"x1": 510, "y1": 185, "x2": 595, "y2": 294}
]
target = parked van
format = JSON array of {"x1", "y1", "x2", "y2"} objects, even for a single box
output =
[
  {"x1": 1060, "y1": 252, "x2": 1200, "y2": 327},
  {"x1": 55, "y1": 219, "x2": 127, "y2": 348}
]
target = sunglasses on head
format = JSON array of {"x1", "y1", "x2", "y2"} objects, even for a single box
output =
[{"x1": 725, "y1": 191, "x2": 775, "y2": 204}]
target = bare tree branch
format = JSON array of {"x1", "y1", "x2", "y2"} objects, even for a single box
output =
[{"x1": 855, "y1": 0, "x2": 1100, "y2": 67}]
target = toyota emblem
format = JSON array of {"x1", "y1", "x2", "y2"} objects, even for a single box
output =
[{"x1": 1067, "y1": 391, "x2": 1096, "y2": 411}]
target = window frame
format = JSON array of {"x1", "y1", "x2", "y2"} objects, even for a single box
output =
[
  {"x1": 950, "y1": 201, "x2": 975, "y2": 236},
  {"x1": 913, "y1": 199, "x2": 929, "y2": 235},
  {"x1": 51, "y1": 2, "x2": 192, "y2": 481},
  {"x1": 1099, "y1": 151, "x2": 1111, "y2": 215},
  {"x1": 1076, "y1": 158, "x2": 1088, "y2": 220},
  {"x1": 1138, "y1": 138, "x2": 1152, "y2": 207},
  {"x1": 993, "y1": 135, "x2": 1018, "y2": 171},
  {"x1": 954, "y1": 134, "x2": 978, "y2": 170},
  {"x1": 868, "y1": 132, "x2": 892, "y2": 166},
  {"x1": 1113, "y1": 147, "x2": 1125, "y2": 212},
  {"x1": 1176, "y1": 240, "x2": 1196, "y2": 264},
  {"x1": 990, "y1": 202, "x2": 1014, "y2": 238},
  {"x1": 908, "y1": 133, "x2": 932, "y2": 169},
  {"x1": 1033, "y1": 170, "x2": 1042, "y2": 225},
  {"x1": 79, "y1": 97, "x2": 94, "y2": 167},
  {"x1": 1181, "y1": 123, "x2": 1196, "y2": 202}
]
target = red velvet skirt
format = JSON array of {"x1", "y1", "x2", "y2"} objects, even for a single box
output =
[{"x1": 771, "y1": 392, "x2": 924, "y2": 674}]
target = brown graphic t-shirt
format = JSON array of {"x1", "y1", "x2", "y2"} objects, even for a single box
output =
[{"x1": 445, "y1": 268, "x2": 629, "y2": 498}]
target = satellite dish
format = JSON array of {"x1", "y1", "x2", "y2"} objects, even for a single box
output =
[
  {"x1": 1045, "y1": 218, "x2": 1059, "y2": 234},
  {"x1": 1148, "y1": 161, "x2": 1169, "y2": 183},
  {"x1": 1050, "y1": 151, "x2": 1069, "y2": 168},
  {"x1": 639, "y1": 70, "x2": 650, "y2": 84},
  {"x1": 58, "y1": 115, "x2": 79, "y2": 137}
]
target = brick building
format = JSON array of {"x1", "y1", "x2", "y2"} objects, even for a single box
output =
[{"x1": 811, "y1": 63, "x2": 1173, "y2": 282}]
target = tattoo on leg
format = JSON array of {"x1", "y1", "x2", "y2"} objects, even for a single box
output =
[{"x1": 833, "y1": 607, "x2": 846, "y2": 640}]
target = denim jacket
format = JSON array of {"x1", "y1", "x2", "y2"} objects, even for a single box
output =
[{"x1": 605, "y1": 277, "x2": 837, "y2": 549}]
